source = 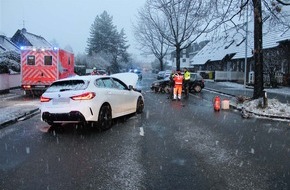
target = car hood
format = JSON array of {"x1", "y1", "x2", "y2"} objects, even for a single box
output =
[{"x1": 111, "y1": 72, "x2": 139, "y2": 88}]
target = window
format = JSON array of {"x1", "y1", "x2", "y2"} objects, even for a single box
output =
[
  {"x1": 112, "y1": 78, "x2": 127, "y2": 90},
  {"x1": 27, "y1": 55, "x2": 35, "y2": 65},
  {"x1": 95, "y1": 79, "x2": 105, "y2": 88},
  {"x1": 44, "y1": 56, "x2": 52, "y2": 65},
  {"x1": 102, "y1": 78, "x2": 114, "y2": 88},
  {"x1": 46, "y1": 80, "x2": 88, "y2": 92}
]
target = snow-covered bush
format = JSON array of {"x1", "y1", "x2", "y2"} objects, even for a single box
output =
[{"x1": 0, "y1": 51, "x2": 20, "y2": 74}]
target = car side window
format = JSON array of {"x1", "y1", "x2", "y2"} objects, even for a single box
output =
[
  {"x1": 95, "y1": 79, "x2": 105, "y2": 88},
  {"x1": 112, "y1": 78, "x2": 127, "y2": 90},
  {"x1": 102, "y1": 78, "x2": 115, "y2": 88}
]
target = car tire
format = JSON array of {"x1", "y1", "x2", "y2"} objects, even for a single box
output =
[
  {"x1": 98, "y1": 104, "x2": 112, "y2": 130},
  {"x1": 154, "y1": 87, "x2": 159, "y2": 93},
  {"x1": 164, "y1": 85, "x2": 171, "y2": 93},
  {"x1": 193, "y1": 85, "x2": 202, "y2": 93},
  {"x1": 136, "y1": 97, "x2": 144, "y2": 114}
]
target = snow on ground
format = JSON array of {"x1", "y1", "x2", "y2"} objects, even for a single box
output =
[
  {"x1": 218, "y1": 82, "x2": 290, "y2": 119},
  {"x1": 242, "y1": 98, "x2": 290, "y2": 118}
]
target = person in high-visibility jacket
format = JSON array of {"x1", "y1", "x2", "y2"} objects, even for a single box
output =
[
  {"x1": 173, "y1": 70, "x2": 183, "y2": 100},
  {"x1": 183, "y1": 67, "x2": 191, "y2": 98}
]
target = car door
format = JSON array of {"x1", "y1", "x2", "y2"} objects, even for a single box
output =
[
  {"x1": 96, "y1": 78, "x2": 118, "y2": 115},
  {"x1": 111, "y1": 78, "x2": 136, "y2": 114}
]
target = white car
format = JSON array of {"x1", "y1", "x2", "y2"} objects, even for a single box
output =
[{"x1": 40, "y1": 72, "x2": 144, "y2": 130}]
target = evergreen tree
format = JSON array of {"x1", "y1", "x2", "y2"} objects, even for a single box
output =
[
  {"x1": 87, "y1": 11, "x2": 118, "y2": 55},
  {"x1": 86, "y1": 11, "x2": 130, "y2": 73}
]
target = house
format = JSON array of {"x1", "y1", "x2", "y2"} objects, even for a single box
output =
[
  {"x1": 169, "y1": 41, "x2": 209, "y2": 71},
  {"x1": 191, "y1": 8, "x2": 290, "y2": 86},
  {"x1": 10, "y1": 28, "x2": 52, "y2": 48}
]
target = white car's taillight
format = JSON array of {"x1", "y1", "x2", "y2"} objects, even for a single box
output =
[
  {"x1": 71, "y1": 92, "x2": 96, "y2": 100},
  {"x1": 40, "y1": 96, "x2": 51, "y2": 102}
]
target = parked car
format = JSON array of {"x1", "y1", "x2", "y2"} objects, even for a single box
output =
[
  {"x1": 40, "y1": 73, "x2": 144, "y2": 130},
  {"x1": 157, "y1": 71, "x2": 165, "y2": 80},
  {"x1": 164, "y1": 70, "x2": 172, "y2": 78},
  {"x1": 151, "y1": 72, "x2": 205, "y2": 93}
]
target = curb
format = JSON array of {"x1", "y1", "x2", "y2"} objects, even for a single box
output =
[
  {"x1": 0, "y1": 108, "x2": 40, "y2": 129},
  {"x1": 205, "y1": 87, "x2": 290, "y2": 121},
  {"x1": 229, "y1": 103, "x2": 290, "y2": 121}
]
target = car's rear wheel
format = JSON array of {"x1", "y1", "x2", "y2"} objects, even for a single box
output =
[
  {"x1": 136, "y1": 97, "x2": 144, "y2": 114},
  {"x1": 193, "y1": 85, "x2": 202, "y2": 93},
  {"x1": 98, "y1": 105, "x2": 112, "y2": 130}
]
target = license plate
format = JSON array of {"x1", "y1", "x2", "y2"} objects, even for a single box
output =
[
  {"x1": 35, "y1": 85, "x2": 46, "y2": 88},
  {"x1": 52, "y1": 98, "x2": 70, "y2": 105}
]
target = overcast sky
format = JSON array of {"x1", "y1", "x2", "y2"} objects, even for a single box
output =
[{"x1": 0, "y1": 0, "x2": 147, "y2": 57}]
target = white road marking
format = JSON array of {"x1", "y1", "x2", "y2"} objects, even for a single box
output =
[{"x1": 139, "y1": 127, "x2": 144, "y2": 136}]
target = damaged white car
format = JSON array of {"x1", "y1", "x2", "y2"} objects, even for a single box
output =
[{"x1": 40, "y1": 72, "x2": 144, "y2": 130}]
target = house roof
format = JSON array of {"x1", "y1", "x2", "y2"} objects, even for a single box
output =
[
  {"x1": 191, "y1": 5, "x2": 290, "y2": 65},
  {"x1": 0, "y1": 35, "x2": 20, "y2": 53},
  {"x1": 11, "y1": 28, "x2": 52, "y2": 48},
  {"x1": 191, "y1": 25, "x2": 249, "y2": 65}
]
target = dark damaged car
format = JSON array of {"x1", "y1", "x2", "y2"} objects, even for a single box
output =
[{"x1": 151, "y1": 73, "x2": 205, "y2": 93}]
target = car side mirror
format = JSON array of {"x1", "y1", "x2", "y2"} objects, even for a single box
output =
[{"x1": 128, "y1": 85, "x2": 134, "y2": 90}]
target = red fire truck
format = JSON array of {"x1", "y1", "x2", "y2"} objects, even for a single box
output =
[{"x1": 20, "y1": 46, "x2": 75, "y2": 95}]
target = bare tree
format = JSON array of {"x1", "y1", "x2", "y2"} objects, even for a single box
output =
[
  {"x1": 276, "y1": 0, "x2": 290, "y2": 5},
  {"x1": 134, "y1": 3, "x2": 170, "y2": 71},
  {"x1": 145, "y1": 0, "x2": 231, "y2": 71},
  {"x1": 249, "y1": 0, "x2": 290, "y2": 98}
]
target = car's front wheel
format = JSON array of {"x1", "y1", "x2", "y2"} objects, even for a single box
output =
[
  {"x1": 98, "y1": 104, "x2": 112, "y2": 130},
  {"x1": 136, "y1": 97, "x2": 144, "y2": 114},
  {"x1": 193, "y1": 85, "x2": 202, "y2": 93}
]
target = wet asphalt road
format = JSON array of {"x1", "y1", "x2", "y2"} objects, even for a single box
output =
[{"x1": 1, "y1": 73, "x2": 290, "y2": 190}]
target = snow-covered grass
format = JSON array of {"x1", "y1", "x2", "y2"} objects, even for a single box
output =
[
  {"x1": 242, "y1": 98, "x2": 290, "y2": 118},
  {"x1": 218, "y1": 82, "x2": 290, "y2": 119}
]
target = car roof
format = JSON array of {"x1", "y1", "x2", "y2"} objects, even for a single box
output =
[
  {"x1": 56, "y1": 75, "x2": 103, "y2": 81},
  {"x1": 53, "y1": 73, "x2": 139, "y2": 88}
]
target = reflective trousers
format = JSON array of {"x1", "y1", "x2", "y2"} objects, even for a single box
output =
[{"x1": 173, "y1": 84, "x2": 182, "y2": 99}]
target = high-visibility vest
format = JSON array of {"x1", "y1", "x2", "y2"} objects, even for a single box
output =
[
  {"x1": 174, "y1": 74, "x2": 183, "y2": 85},
  {"x1": 184, "y1": 71, "x2": 190, "y2": 80}
]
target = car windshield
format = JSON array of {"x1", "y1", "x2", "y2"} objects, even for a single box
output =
[
  {"x1": 190, "y1": 73, "x2": 197, "y2": 80},
  {"x1": 46, "y1": 80, "x2": 89, "y2": 92}
]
